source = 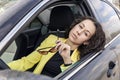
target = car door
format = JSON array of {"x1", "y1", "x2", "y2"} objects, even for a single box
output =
[
  {"x1": 70, "y1": 48, "x2": 119, "y2": 80},
  {"x1": 89, "y1": 0, "x2": 120, "y2": 78},
  {"x1": 55, "y1": 0, "x2": 120, "y2": 80}
]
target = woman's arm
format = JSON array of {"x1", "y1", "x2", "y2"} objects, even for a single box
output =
[{"x1": 8, "y1": 34, "x2": 57, "y2": 71}]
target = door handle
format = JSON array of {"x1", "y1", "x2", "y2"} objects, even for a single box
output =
[{"x1": 107, "y1": 61, "x2": 116, "y2": 77}]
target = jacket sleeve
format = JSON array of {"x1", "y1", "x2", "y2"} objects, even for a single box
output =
[
  {"x1": 60, "y1": 64, "x2": 72, "y2": 72},
  {"x1": 60, "y1": 50, "x2": 80, "y2": 72},
  {"x1": 8, "y1": 35, "x2": 55, "y2": 71},
  {"x1": 8, "y1": 51, "x2": 42, "y2": 71}
]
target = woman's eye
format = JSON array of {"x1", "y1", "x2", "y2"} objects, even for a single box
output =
[
  {"x1": 79, "y1": 25, "x2": 83, "y2": 29},
  {"x1": 84, "y1": 32, "x2": 88, "y2": 36},
  {"x1": 84, "y1": 32, "x2": 89, "y2": 37}
]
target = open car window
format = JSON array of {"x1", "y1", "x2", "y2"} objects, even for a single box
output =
[{"x1": 0, "y1": 2, "x2": 86, "y2": 77}]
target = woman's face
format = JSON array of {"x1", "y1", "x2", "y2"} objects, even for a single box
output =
[{"x1": 68, "y1": 19, "x2": 96, "y2": 45}]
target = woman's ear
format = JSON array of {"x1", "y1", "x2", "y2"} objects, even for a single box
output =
[{"x1": 83, "y1": 41, "x2": 89, "y2": 46}]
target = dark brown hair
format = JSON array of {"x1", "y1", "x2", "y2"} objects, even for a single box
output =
[{"x1": 65, "y1": 16, "x2": 106, "y2": 58}]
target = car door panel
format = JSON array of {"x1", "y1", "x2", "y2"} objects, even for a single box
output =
[
  {"x1": 112, "y1": 42, "x2": 120, "y2": 77},
  {"x1": 69, "y1": 48, "x2": 119, "y2": 80}
]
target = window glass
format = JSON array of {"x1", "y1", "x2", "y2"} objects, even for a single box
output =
[
  {"x1": 29, "y1": 18, "x2": 42, "y2": 29},
  {"x1": 0, "y1": 41, "x2": 17, "y2": 63},
  {"x1": 91, "y1": 0, "x2": 120, "y2": 43}
]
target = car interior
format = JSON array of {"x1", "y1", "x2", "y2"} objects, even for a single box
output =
[
  {"x1": 0, "y1": 2, "x2": 84, "y2": 73},
  {"x1": 14, "y1": 5, "x2": 76, "y2": 60}
]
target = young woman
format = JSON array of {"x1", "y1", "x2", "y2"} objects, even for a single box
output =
[{"x1": 8, "y1": 16, "x2": 106, "y2": 77}]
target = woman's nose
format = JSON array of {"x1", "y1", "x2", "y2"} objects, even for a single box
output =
[{"x1": 77, "y1": 28, "x2": 85, "y2": 35}]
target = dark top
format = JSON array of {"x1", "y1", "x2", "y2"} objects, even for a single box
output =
[{"x1": 41, "y1": 51, "x2": 73, "y2": 77}]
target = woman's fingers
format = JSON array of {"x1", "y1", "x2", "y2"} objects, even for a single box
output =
[
  {"x1": 55, "y1": 41, "x2": 62, "y2": 50},
  {"x1": 56, "y1": 40, "x2": 61, "y2": 44},
  {"x1": 58, "y1": 44, "x2": 67, "y2": 53},
  {"x1": 55, "y1": 40, "x2": 70, "y2": 53},
  {"x1": 55, "y1": 40, "x2": 72, "y2": 63}
]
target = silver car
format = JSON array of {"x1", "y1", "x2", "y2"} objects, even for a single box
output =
[{"x1": 0, "y1": 0, "x2": 120, "y2": 80}]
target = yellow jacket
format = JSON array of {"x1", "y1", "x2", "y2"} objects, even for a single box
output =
[{"x1": 8, "y1": 34, "x2": 80, "y2": 74}]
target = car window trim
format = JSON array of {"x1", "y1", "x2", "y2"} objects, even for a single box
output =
[{"x1": 101, "y1": 0, "x2": 120, "y2": 19}]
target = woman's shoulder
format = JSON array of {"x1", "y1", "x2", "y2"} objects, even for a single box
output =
[{"x1": 48, "y1": 34, "x2": 57, "y2": 38}]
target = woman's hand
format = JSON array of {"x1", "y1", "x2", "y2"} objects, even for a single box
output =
[{"x1": 55, "y1": 40, "x2": 72, "y2": 64}]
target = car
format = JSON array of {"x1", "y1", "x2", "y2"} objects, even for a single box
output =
[{"x1": 0, "y1": 0, "x2": 120, "y2": 80}]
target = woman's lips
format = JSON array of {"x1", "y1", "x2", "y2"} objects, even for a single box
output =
[{"x1": 72, "y1": 33, "x2": 77, "y2": 39}]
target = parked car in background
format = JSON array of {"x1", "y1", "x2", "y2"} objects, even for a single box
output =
[{"x1": 0, "y1": 0, "x2": 120, "y2": 80}]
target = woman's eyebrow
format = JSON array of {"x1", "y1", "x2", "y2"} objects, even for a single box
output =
[
  {"x1": 81, "y1": 23, "x2": 85, "y2": 28},
  {"x1": 81, "y1": 23, "x2": 92, "y2": 36}
]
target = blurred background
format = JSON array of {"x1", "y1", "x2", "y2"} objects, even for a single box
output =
[
  {"x1": 0, "y1": 0, "x2": 17, "y2": 13},
  {"x1": 0, "y1": 0, "x2": 120, "y2": 11},
  {"x1": 108, "y1": 0, "x2": 120, "y2": 9}
]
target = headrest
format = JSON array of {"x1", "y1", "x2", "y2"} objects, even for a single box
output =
[{"x1": 48, "y1": 6, "x2": 74, "y2": 31}]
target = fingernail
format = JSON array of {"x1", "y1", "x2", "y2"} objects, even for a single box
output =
[
  {"x1": 56, "y1": 41, "x2": 60, "y2": 44},
  {"x1": 59, "y1": 51, "x2": 62, "y2": 54}
]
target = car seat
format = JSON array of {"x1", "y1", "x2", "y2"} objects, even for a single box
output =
[
  {"x1": 48, "y1": 6, "x2": 74, "y2": 31},
  {"x1": 34, "y1": 6, "x2": 74, "y2": 48}
]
